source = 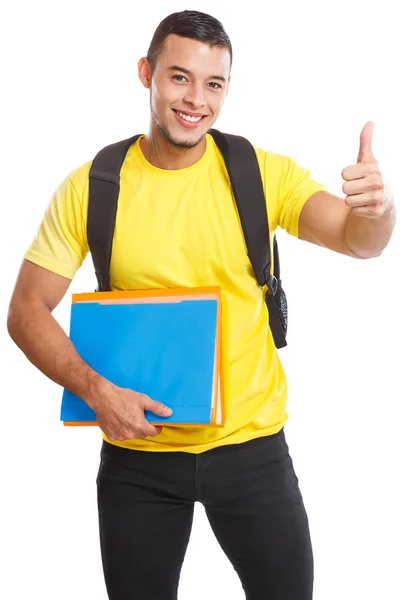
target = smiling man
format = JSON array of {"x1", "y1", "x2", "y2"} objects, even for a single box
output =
[
  {"x1": 139, "y1": 29, "x2": 230, "y2": 167},
  {"x1": 7, "y1": 9, "x2": 396, "y2": 600}
]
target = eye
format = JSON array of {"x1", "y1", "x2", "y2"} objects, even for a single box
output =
[
  {"x1": 172, "y1": 75, "x2": 187, "y2": 82},
  {"x1": 208, "y1": 82, "x2": 222, "y2": 90}
]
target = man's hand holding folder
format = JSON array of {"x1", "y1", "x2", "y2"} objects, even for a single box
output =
[{"x1": 90, "y1": 381, "x2": 173, "y2": 441}]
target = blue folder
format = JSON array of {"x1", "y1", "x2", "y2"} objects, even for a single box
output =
[{"x1": 61, "y1": 298, "x2": 219, "y2": 425}]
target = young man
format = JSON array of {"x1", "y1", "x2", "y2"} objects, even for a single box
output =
[{"x1": 7, "y1": 10, "x2": 395, "y2": 600}]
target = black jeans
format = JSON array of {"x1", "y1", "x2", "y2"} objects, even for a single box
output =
[{"x1": 96, "y1": 428, "x2": 313, "y2": 600}]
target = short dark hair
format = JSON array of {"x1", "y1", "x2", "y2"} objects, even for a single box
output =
[{"x1": 147, "y1": 10, "x2": 233, "y2": 73}]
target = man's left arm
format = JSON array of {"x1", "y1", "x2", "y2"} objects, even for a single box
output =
[{"x1": 298, "y1": 121, "x2": 396, "y2": 259}]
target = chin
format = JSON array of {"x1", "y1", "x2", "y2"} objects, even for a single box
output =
[{"x1": 158, "y1": 122, "x2": 206, "y2": 149}]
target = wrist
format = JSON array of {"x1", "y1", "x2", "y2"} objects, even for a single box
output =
[{"x1": 81, "y1": 370, "x2": 113, "y2": 411}]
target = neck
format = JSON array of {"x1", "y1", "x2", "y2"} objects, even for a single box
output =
[{"x1": 140, "y1": 122, "x2": 207, "y2": 170}]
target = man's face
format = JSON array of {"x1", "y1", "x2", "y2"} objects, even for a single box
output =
[{"x1": 144, "y1": 34, "x2": 231, "y2": 149}]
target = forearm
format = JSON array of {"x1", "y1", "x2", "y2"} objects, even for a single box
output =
[
  {"x1": 345, "y1": 203, "x2": 396, "y2": 259},
  {"x1": 7, "y1": 301, "x2": 109, "y2": 410}
]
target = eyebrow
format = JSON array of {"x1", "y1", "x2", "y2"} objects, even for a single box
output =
[{"x1": 168, "y1": 65, "x2": 227, "y2": 83}]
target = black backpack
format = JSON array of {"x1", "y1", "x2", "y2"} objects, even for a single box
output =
[{"x1": 86, "y1": 129, "x2": 288, "y2": 349}]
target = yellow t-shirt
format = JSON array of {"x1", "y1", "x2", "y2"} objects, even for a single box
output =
[{"x1": 25, "y1": 133, "x2": 326, "y2": 453}]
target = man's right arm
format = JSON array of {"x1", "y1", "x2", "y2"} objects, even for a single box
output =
[
  {"x1": 7, "y1": 259, "x2": 110, "y2": 409},
  {"x1": 7, "y1": 259, "x2": 172, "y2": 439}
]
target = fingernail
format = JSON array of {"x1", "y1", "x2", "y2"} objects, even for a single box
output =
[{"x1": 164, "y1": 407, "x2": 173, "y2": 415}]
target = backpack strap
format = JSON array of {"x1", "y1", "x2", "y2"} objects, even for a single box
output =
[
  {"x1": 87, "y1": 134, "x2": 142, "y2": 291},
  {"x1": 209, "y1": 129, "x2": 287, "y2": 348}
]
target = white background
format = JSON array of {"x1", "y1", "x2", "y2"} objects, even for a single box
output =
[{"x1": 1, "y1": 0, "x2": 399, "y2": 598}]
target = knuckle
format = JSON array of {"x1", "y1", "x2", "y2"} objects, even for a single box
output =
[
  {"x1": 369, "y1": 175, "x2": 381, "y2": 189},
  {"x1": 369, "y1": 206, "x2": 380, "y2": 217},
  {"x1": 141, "y1": 395, "x2": 154, "y2": 410},
  {"x1": 114, "y1": 425, "x2": 136, "y2": 441},
  {"x1": 135, "y1": 426, "x2": 147, "y2": 439},
  {"x1": 133, "y1": 393, "x2": 144, "y2": 407}
]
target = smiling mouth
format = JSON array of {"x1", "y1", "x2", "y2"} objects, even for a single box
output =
[{"x1": 172, "y1": 109, "x2": 208, "y2": 124}]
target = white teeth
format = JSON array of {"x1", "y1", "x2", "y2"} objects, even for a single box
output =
[{"x1": 176, "y1": 110, "x2": 203, "y2": 123}]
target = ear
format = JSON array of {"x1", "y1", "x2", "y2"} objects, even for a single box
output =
[{"x1": 138, "y1": 57, "x2": 152, "y2": 89}]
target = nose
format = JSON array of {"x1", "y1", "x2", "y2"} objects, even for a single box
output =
[{"x1": 183, "y1": 82, "x2": 206, "y2": 109}]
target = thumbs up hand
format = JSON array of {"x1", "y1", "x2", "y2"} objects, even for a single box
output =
[{"x1": 341, "y1": 122, "x2": 393, "y2": 218}]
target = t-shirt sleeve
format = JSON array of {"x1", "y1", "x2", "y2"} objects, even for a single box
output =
[
  {"x1": 277, "y1": 155, "x2": 327, "y2": 238},
  {"x1": 24, "y1": 165, "x2": 90, "y2": 279}
]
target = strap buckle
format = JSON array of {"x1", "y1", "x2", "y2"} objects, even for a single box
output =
[{"x1": 265, "y1": 273, "x2": 278, "y2": 296}]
